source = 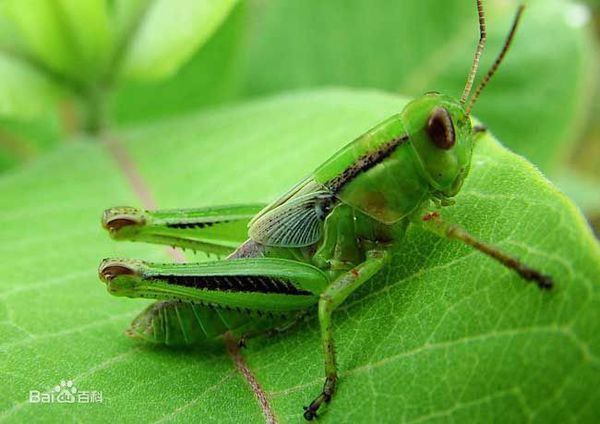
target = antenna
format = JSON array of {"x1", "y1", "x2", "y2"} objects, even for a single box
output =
[
  {"x1": 460, "y1": 0, "x2": 487, "y2": 105},
  {"x1": 466, "y1": 5, "x2": 525, "y2": 115}
]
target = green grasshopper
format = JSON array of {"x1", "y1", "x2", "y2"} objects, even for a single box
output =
[{"x1": 99, "y1": 1, "x2": 552, "y2": 420}]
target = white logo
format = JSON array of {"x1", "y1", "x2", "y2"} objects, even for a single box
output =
[{"x1": 29, "y1": 380, "x2": 103, "y2": 404}]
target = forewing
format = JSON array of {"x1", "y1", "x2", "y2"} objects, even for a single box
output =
[
  {"x1": 249, "y1": 175, "x2": 317, "y2": 226},
  {"x1": 249, "y1": 191, "x2": 333, "y2": 247}
]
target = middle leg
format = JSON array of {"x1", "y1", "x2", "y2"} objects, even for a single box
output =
[{"x1": 304, "y1": 249, "x2": 389, "y2": 420}]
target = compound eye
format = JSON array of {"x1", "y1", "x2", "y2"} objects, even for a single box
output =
[{"x1": 426, "y1": 107, "x2": 455, "y2": 150}]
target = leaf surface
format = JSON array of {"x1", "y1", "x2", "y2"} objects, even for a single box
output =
[{"x1": 0, "y1": 90, "x2": 598, "y2": 423}]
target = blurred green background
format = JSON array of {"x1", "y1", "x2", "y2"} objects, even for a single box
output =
[{"x1": 0, "y1": 0, "x2": 598, "y2": 228}]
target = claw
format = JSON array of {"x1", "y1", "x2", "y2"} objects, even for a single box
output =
[
  {"x1": 303, "y1": 406, "x2": 317, "y2": 421},
  {"x1": 303, "y1": 377, "x2": 336, "y2": 420}
]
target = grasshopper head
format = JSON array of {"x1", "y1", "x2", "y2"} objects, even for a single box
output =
[
  {"x1": 402, "y1": 93, "x2": 473, "y2": 199},
  {"x1": 398, "y1": 2, "x2": 526, "y2": 202}
]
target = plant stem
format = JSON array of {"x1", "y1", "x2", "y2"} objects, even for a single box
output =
[{"x1": 83, "y1": 85, "x2": 111, "y2": 136}]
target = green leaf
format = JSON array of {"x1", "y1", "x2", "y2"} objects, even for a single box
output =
[
  {"x1": 119, "y1": 0, "x2": 239, "y2": 81},
  {"x1": 236, "y1": 0, "x2": 597, "y2": 172},
  {"x1": 2, "y1": 0, "x2": 111, "y2": 83},
  {"x1": 0, "y1": 55, "x2": 64, "y2": 119},
  {"x1": 0, "y1": 0, "x2": 238, "y2": 120},
  {"x1": 0, "y1": 4, "x2": 63, "y2": 117},
  {"x1": 112, "y1": 2, "x2": 246, "y2": 123},
  {"x1": 0, "y1": 115, "x2": 61, "y2": 171},
  {"x1": 554, "y1": 169, "x2": 600, "y2": 214},
  {"x1": 0, "y1": 90, "x2": 598, "y2": 422},
  {"x1": 2, "y1": 0, "x2": 241, "y2": 83}
]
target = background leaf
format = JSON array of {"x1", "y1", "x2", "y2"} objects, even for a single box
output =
[
  {"x1": 0, "y1": 0, "x2": 240, "y2": 171},
  {"x1": 1, "y1": 90, "x2": 598, "y2": 422},
  {"x1": 112, "y1": 2, "x2": 246, "y2": 123},
  {"x1": 0, "y1": 0, "x2": 239, "y2": 86},
  {"x1": 2, "y1": 0, "x2": 111, "y2": 83},
  {"x1": 0, "y1": 0, "x2": 596, "y2": 176},
  {"x1": 118, "y1": 0, "x2": 239, "y2": 81},
  {"x1": 0, "y1": 115, "x2": 60, "y2": 170},
  {"x1": 0, "y1": 55, "x2": 64, "y2": 119}
]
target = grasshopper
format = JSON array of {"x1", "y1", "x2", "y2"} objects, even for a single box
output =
[{"x1": 99, "y1": 1, "x2": 552, "y2": 420}]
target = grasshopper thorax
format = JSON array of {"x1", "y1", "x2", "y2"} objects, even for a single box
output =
[{"x1": 401, "y1": 93, "x2": 473, "y2": 200}]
